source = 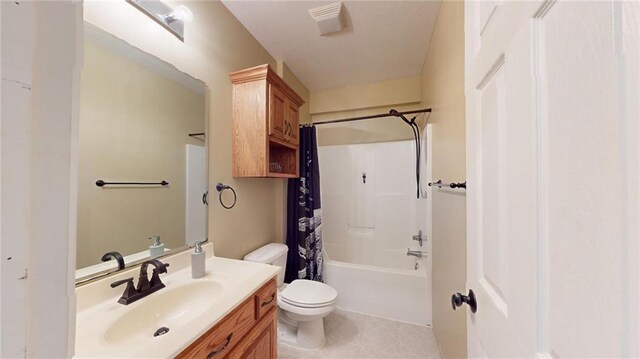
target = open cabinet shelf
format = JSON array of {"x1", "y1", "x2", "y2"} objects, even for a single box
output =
[{"x1": 267, "y1": 139, "x2": 298, "y2": 178}]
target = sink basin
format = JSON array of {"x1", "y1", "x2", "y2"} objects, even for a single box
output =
[
  {"x1": 103, "y1": 281, "x2": 222, "y2": 347},
  {"x1": 75, "y1": 252, "x2": 282, "y2": 359}
]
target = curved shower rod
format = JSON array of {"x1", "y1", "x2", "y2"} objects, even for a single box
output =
[
  {"x1": 311, "y1": 108, "x2": 432, "y2": 126},
  {"x1": 311, "y1": 108, "x2": 431, "y2": 199}
]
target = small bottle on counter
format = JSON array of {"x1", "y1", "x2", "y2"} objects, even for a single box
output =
[
  {"x1": 191, "y1": 241, "x2": 206, "y2": 279},
  {"x1": 148, "y1": 235, "x2": 165, "y2": 258}
]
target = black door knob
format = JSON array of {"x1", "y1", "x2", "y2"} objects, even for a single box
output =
[{"x1": 451, "y1": 289, "x2": 477, "y2": 313}]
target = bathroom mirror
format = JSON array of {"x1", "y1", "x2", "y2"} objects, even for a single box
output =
[{"x1": 76, "y1": 23, "x2": 208, "y2": 282}]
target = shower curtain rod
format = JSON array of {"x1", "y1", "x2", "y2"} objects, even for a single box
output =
[{"x1": 311, "y1": 108, "x2": 432, "y2": 126}]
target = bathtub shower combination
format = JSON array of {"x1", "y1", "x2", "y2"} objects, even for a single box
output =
[{"x1": 319, "y1": 140, "x2": 432, "y2": 326}]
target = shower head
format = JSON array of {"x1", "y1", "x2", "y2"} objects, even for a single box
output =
[{"x1": 389, "y1": 109, "x2": 409, "y2": 124}]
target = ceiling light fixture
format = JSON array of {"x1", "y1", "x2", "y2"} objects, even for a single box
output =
[
  {"x1": 126, "y1": 0, "x2": 193, "y2": 42},
  {"x1": 308, "y1": 2, "x2": 345, "y2": 36}
]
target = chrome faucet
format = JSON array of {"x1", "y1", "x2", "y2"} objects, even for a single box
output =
[
  {"x1": 407, "y1": 248, "x2": 428, "y2": 258},
  {"x1": 110, "y1": 259, "x2": 170, "y2": 305}
]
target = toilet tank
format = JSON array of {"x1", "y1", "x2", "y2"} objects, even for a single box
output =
[{"x1": 244, "y1": 243, "x2": 288, "y2": 287}]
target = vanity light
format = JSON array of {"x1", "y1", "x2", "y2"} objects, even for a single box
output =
[{"x1": 126, "y1": 0, "x2": 193, "y2": 41}]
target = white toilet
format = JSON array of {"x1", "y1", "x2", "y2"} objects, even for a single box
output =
[{"x1": 244, "y1": 243, "x2": 337, "y2": 350}]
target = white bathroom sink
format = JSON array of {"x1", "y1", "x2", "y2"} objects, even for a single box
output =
[
  {"x1": 74, "y1": 250, "x2": 280, "y2": 358},
  {"x1": 103, "y1": 281, "x2": 223, "y2": 346}
]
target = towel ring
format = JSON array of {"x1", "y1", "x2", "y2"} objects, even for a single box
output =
[{"x1": 216, "y1": 183, "x2": 237, "y2": 209}]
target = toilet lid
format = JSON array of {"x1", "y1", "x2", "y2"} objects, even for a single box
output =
[{"x1": 280, "y1": 279, "x2": 337, "y2": 307}]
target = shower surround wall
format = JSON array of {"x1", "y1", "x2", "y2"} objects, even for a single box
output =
[{"x1": 319, "y1": 141, "x2": 432, "y2": 325}]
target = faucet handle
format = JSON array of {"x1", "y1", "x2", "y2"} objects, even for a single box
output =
[
  {"x1": 110, "y1": 277, "x2": 134, "y2": 288},
  {"x1": 111, "y1": 277, "x2": 137, "y2": 304}
]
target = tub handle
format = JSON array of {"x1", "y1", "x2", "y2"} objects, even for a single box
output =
[{"x1": 412, "y1": 230, "x2": 425, "y2": 247}]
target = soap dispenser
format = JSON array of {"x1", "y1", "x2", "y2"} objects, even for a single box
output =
[
  {"x1": 148, "y1": 235, "x2": 165, "y2": 258},
  {"x1": 191, "y1": 241, "x2": 206, "y2": 279}
]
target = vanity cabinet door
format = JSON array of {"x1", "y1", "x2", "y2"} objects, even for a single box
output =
[
  {"x1": 176, "y1": 296, "x2": 256, "y2": 359},
  {"x1": 268, "y1": 85, "x2": 286, "y2": 140},
  {"x1": 227, "y1": 309, "x2": 277, "y2": 359}
]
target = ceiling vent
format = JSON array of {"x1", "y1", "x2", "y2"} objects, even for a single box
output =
[{"x1": 308, "y1": 2, "x2": 345, "y2": 36}]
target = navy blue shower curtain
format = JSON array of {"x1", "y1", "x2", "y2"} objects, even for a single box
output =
[{"x1": 285, "y1": 125, "x2": 324, "y2": 283}]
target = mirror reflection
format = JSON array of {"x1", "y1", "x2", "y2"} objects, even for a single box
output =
[{"x1": 76, "y1": 24, "x2": 207, "y2": 281}]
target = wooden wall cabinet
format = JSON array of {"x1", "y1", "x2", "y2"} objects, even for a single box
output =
[
  {"x1": 177, "y1": 279, "x2": 278, "y2": 359},
  {"x1": 230, "y1": 64, "x2": 304, "y2": 178}
]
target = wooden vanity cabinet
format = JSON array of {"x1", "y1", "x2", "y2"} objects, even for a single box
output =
[
  {"x1": 229, "y1": 64, "x2": 304, "y2": 178},
  {"x1": 176, "y1": 279, "x2": 277, "y2": 359},
  {"x1": 226, "y1": 310, "x2": 277, "y2": 359}
]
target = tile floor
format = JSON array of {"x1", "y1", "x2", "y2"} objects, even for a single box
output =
[{"x1": 277, "y1": 309, "x2": 442, "y2": 359}]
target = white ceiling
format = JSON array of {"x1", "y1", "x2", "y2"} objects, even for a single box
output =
[{"x1": 222, "y1": 1, "x2": 441, "y2": 91}]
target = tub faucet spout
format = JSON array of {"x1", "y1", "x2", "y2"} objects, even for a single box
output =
[{"x1": 407, "y1": 249, "x2": 428, "y2": 258}]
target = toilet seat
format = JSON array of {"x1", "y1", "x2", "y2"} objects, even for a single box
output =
[
  {"x1": 279, "y1": 279, "x2": 337, "y2": 308},
  {"x1": 280, "y1": 296, "x2": 337, "y2": 308}
]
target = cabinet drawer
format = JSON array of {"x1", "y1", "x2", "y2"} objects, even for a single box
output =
[
  {"x1": 254, "y1": 279, "x2": 277, "y2": 321},
  {"x1": 177, "y1": 297, "x2": 256, "y2": 359}
]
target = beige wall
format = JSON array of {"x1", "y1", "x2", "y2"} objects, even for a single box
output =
[
  {"x1": 84, "y1": 1, "x2": 308, "y2": 259},
  {"x1": 310, "y1": 76, "x2": 424, "y2": 146},
  {"x1": 420, "y1": 2, "x2": 467, "y2": 358},
  {"x1": 76, "y1": 37, "x2": 205, "y2": 268},
  {"x1": 311, "y1": 76, "x2": 422, "y2": 114}
]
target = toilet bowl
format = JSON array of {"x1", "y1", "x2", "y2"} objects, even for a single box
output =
[
  {"x1": 244, "y1": 243, "x2": 337, "y2": 350},
  {"x1": 277, "y1": 279, "x2": 337, "y2": 349}
]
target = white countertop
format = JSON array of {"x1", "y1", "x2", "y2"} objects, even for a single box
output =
[{"x1": 74, "y1": 245, "x2": 279, "y2": 358}]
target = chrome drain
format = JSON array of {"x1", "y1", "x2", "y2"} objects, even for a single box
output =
[{"x1": 153, "y1": 326, "x2": 170, "y2": 337}]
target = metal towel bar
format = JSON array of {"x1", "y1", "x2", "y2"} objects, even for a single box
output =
[
  {"x1": 96, "y1": 180, "x2": 169, "y2": 187},
  {"x1": 427, "y1": 180, "x2": 466, "y2": 189}
]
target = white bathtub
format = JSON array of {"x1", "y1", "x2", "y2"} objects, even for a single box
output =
[
  {"x1": 324, "y1": 258, "x2": 432, "y2": 326},
  {"x1": 319, "y1": 140, "x2": 432, "y2": 326}
]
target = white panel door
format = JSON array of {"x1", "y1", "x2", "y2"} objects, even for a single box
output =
[{"x1": 465, "y1": 1, "x2": 639, "y2": 357}]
